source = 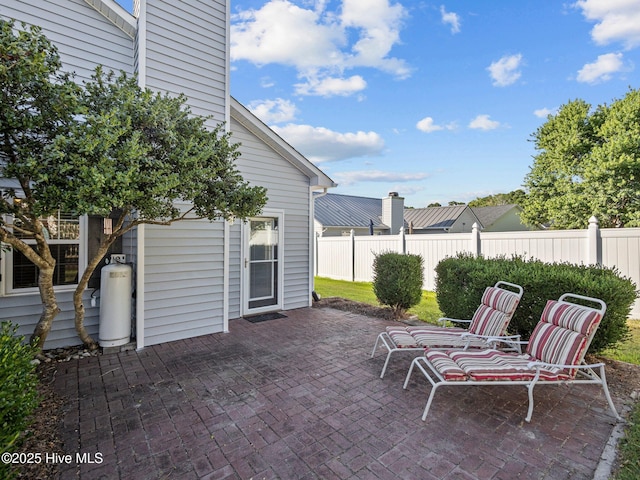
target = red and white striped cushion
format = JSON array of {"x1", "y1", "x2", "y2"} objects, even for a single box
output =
[
  {"x1": 386, "y1": 326, "x2": 422, "y2": 348},
  {"x1": 468, "y1": 287, "x2": 521, "y2": 337},
  {"x1": 423, "y1": 350, "x2": 467, "y2": 381},
  {"x1": 526, "y1": 300, "x2": 602, "y2": 376},
  {"x1": 386, "y1": 285, "x2": 521, "y2": 350},
  {"x1": 425, "y1": 349, "x2": 571, "y2": 382},
  {"x1": 480, "y1": 286, "x2": 521, "y2": 315}
]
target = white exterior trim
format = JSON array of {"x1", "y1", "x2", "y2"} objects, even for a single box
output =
[
  {"x1": 242, "y1": 209, "x2": 285, "y2": 316},
  {"x1": 135, "y1": 223, "x2": 145, "y2": 349},
  {"x1": 223, "y1": 218, "x2": 230, "y2": 332}
]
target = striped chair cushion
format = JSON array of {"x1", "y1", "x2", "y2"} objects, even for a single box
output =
[
  {"x1": 423, "y1": 350, "x2": 467, "y2": 381},
  {"x1": 481, "y1": 286, "x2": 521, "y2": 315},
  {"x1": 467, "y1": 287, "x2": 521, "y2": 337},
  {"x1": 386, "y1": 326, "x2": 422, "y2": 348},
  {"x1": 526, "y1": 300, "x2": 602, "y2": 376},
  {"x1": 468, "y1": 305, "x2": 510, "y2": 337},
  {"x1": 425, "y1": 349, "x2": 571, "y2": 382}
]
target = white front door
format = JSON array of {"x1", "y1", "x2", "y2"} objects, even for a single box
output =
[{"x1": 243, "y1": 213, "x2": 283, "y2": 315}]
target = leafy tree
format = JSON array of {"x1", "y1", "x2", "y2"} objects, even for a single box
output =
[
  {"x1": 427, "y1": 202, "x2": 441, "y2": 207},
  {"x1": 0, "y1": 20, "x2": 267, "y2": 349},
  {"x1": 521, "y1": 89, "x2": 640, "y2": 228},
  {"x1": 448, "y1": 200, "x2": 465, "y2": 206},
  {"x1": 468, "y1": 189, "x2": 526, "y2": 207}
]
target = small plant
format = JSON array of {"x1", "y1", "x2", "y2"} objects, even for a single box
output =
[
  {"x1": 373, "y1": 251, "x2": 424, "y2": 318},
  {"x1": 0, "y1": 322, "x2": 40, "y2": 471}
]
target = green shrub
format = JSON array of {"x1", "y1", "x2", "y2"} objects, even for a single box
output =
[
  {"x1": 0, "y1": 322, "x2": 39, "y2": 461},
  {"x1": 373, "y1": 251, "x2": 424, "y2": 318},
  {"x1": 434, "y1": 254, "x2": 638, "y2": 353}
]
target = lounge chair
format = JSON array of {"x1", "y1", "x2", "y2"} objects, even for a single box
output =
[
  {"x1": 403, "y1": 293, "x2": 622, "y2": 422},
  {"x1": 371, "y1": 281, "x2": 524, "y2": 378}
]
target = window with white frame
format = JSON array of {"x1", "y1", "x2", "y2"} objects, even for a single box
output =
[{"x1": 5, "y1": 212, "x2": 84, "y2": 292}]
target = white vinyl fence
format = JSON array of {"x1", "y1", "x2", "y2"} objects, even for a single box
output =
[{"x1": 315, "y1": 217, "x2": 640, "y2": 317}]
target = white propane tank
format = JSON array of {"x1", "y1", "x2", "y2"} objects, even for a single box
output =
[{"x1": 99, "y1": 263, "x2": 132, "y2": 347}]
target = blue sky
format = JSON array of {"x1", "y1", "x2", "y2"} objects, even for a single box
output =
[{"x1": 116, "y1": 0, "x2": 640, "y2": 207}]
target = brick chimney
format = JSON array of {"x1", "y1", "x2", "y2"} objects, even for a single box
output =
[{"x1": 382, "y1": 192, "x2": 404, "y2": 234}]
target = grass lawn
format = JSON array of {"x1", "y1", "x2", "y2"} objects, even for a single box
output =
[{"x1": 314, "y1": 276, "x2": 442, "y2": 323}]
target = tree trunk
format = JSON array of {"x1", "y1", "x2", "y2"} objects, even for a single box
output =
[
  {"x1": 30, "y1": 255, "x2": 59, "y2": 350},
  {"x1": 73, "y1": 239, "x2": 114, "y2": 350},
  {"x1": 73, "y1": 214, "x2": 131, "y2": 349}
]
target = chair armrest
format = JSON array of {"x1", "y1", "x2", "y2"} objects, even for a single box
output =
[
  {"x1": 526, "y1": 360, "x2": 605, "y2": 370},
  {"x1": 461, "y1": 333, "x2": 523, "y2": 352},
  {"x1": 437, "y1": 317, "x2": 472, "y2": 327}
]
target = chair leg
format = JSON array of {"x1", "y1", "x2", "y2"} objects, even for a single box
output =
[
  {"x1": 421, "y1": 384, "x2": 440, "y2": 421},
  {"x1": 403, "y1": 356, "x2": 419, "y2": 389},
  {"x1": 598, "y1": 365, "x2": 623, "y2": 421},
  {"x1": 372, "y1": 332, "x2": 398, "y2": 379},
  {"x1": 525, "y1": 382, "x2": 536, "y2": 422},
  {"x1": 371, "y1": 333, "x2": 383, "y2": 358},
  {"x1": 379, "y1": 350, "x2": 394, "y2": 379}
]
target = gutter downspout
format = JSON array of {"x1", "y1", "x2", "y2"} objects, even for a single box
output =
[{"x1": 309, "y1": 187, "x2": 328, "y2": 303}]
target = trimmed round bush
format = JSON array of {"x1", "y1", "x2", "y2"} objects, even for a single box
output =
[
  {"x1": 373, "y1": 251, "x2": 424, "y2": 318},
  {"x1": 434, "y1": 254, "x2": 637, "y2": 353}
]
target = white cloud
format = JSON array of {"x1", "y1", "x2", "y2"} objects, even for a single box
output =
[
  {"x1": 468, "y1": 114, "x2": 500, "y2": 130},
  {"x1": 440, "y1": 5, "x2": 461, "y2": 34},
  {"x1": 576, "y1": 52, "x2": 625, "y2": 83},
  {"x1": 416, "y1": 116, "x2": 456, "y2": 133},
  {"x1": 231, "y1": 0, "x2": 411, "y2": 98},
  {"x1": 247, "y1": 98, "x2": 297, "y2": 124},
  {"x1": 534, "y1": 107, "x2": 556, "y2": 118},
  {"x1": 487, "y1": 54, "x2": 523, "y2": 87},
  {"x1": 271, "y1": 123, "x2": 385, "y2": 163},
  {"x1": 333, "y1": 170, "x2": 430, "y2": 185},
  {"x1": 294, "y1": 75, "x2": 367, "y2": 96},
  {"x1": 574, "y1": 0, "x2": 640, "y2": 49}
]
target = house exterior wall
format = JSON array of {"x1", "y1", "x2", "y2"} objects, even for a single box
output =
[
  {"x1": 0, "y1": 0, "x2": 135, "y2": 348},
  {"x1": 449, "y1": 209, "x2": 481, "y2": 233},
  {"x1": 138, "y1": 0, "x2": 227, "y2": 125},
  {"x1": 136, "y1": 0, "x2": 231, "y2": 346},
  {"x1": 229, "y1": 117, "x2": 314, "y2": 317},
  {"x1": 142, "y1": 212, "x2": 226, "y2": 346}
]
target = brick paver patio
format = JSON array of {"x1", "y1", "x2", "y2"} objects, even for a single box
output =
[{"x1": 53, "y1": 307, "x2": 623, "y2": 479}]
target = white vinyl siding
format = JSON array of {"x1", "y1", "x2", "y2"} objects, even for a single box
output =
[
  {"x1": 142, "y1": 218, "x2": 225, "y2": 346},
  {"x1": 141, "y1": 0, "x2": 226, "y2": 125},
  {"x1": 230, "y1": 118, "x2": 313, "y2": 314},
  {"x1": 0, "y1": 0, "x2": 134, "y2": 80},
  {"x1": 0, "y1": 293, "x2": 99, "y2": 349}
]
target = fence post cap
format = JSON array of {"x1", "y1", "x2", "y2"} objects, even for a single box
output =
[{"x1": 588, "y1": 216, "x2": 599, "y2": 226}]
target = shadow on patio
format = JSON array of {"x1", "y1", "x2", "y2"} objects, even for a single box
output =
[{"x1": 54, "y1": 307, "x2": 623, "y2": 479}]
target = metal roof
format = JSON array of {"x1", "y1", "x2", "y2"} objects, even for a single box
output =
[
  {"x1": 403, "y1": 205, "x2": 470, "y2": 230},
  {"x1": 314, "y1": 193, "x2": 386, "y2": 228}
]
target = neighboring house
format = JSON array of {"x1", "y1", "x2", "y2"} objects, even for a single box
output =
[
  {"x1": 471, "y1": 204, "x2": 533, "y2": 232},
  {"x1": 404, "y1": 205, "x2": 480, "y2": 234},
  {"x1": 315, "y1": 193, "x2": 534, "y2": 236},
  {"x1": 0, "y1": 0, "x2": 335, "y2": 349},
  {"x1": 313, "y1": 192, "x2": 404, "y2": 237}
]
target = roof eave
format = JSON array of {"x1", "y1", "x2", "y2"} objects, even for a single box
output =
[
  {"x1": 84, "y1": 0, "x2": 137, "y2": 38},
  {"x1": 230, "y1": 97, "x2": 336, "y2": 189}
]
